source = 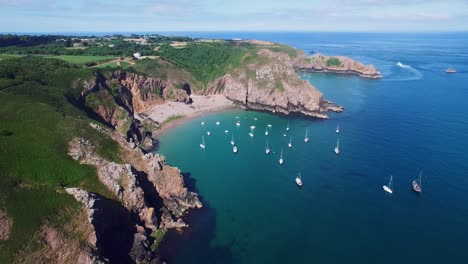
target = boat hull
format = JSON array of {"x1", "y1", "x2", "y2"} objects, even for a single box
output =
[
  {"x1": 383, "y1": 185, "x2": 393, "y2": 194},
  {"x1": 296, "y1": 178, "x2": 303, "y2": 187},
  {"x1": 412, "y1": 181, "x2": 421, "y2": 193}
]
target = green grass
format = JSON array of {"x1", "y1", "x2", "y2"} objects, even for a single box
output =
[
  {"x1": 0, "y1": 54, "x2": 22, "y2": 60},
  {"x1": 47, "y1": 55, "x2": 115, "y2": 65},
  {"x1": 326, "y1": 57, "x2": 342, "y2": 67},
  {"x1": 120, "y1": 61, "x2": 130, "y2": 68},
  {"x1": 0, "y1": 57, "x2": 121, "y2": 262},
  {"x1": 96, "y1": 61, "x2": 118, "y2": 68},
  {"x1": 162, "y1": 114, "x2": 185, "y2": 124},
  {"x1": 267, "y1": 45, "x2": 299, "y2": 58},
  {"x1": 150, "y1": 229, "x2": 167, "y2": 251}
]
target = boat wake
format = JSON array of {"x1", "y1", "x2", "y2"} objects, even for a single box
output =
[{"x1": 384, "y1": 62, "x2": 423, "y2": 81}]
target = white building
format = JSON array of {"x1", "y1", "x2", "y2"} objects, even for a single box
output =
[{"x1": 133, "y1": 52, "x2": 141, "y2": 59}]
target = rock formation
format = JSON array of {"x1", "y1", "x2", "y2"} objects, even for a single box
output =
[
  {"x1": 210, "y1": 48, "x2": 344, "y2": 119},
  {"x1": 293, "y1": 52, "x2": 382, "y2": 79}
]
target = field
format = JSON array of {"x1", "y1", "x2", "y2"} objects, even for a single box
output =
[{"x1": 47, "y1": 55, "x2": 115, "y2": 64}]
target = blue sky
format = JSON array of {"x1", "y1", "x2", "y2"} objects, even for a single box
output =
[{"x1": 1, "y1": 0, "x2": 468, "y2": 32}]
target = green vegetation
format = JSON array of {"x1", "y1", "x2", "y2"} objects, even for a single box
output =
[
  {"x1": 47, "y1": 55, "x2": 115, "y2": 65},
  {"x1": 326, "y1": 57, "x2": 342, "y2": 67},
  {"x1": 119, "y1": 61, "x2": 130, "y2": 68},
  {"x1": 267, "y1": 45, "x2": 299, "y2": 58},
  {"x1": 96, "y1": 61, "x2": 118, "y2": 68},
  {"x1": 0, "y1": 54, "x2": 22, "y2": 60},
  {"x1": 274, "y1": 80, "x2": 285, "y2": 92},
  {"x1": 0, "y1": 57, "x2": 121, "y2": 262},
  {"x1": 162, "y1": 114, "x2": 185, "y2": 124},
  {"x1": 150, "y1": 229, "x2": 167, "y2": 251},
  {"x1": 159, "y1": 42, "x2": 249, "y2": 87}
]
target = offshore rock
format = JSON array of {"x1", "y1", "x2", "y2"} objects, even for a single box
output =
[{"x1": 293, "y1": 52, "x2": 382, "y2": 79}]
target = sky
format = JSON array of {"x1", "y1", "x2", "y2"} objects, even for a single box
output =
[{"x1": 1, "y1": 0, "x2": 468, "y2": 33}]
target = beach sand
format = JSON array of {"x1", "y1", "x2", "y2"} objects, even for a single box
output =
[{"x1": 146, "y1": 95, "x2": 236, "y2": 135}]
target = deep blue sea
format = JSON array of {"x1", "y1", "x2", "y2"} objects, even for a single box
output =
[{"x1": 156, "y1": 32, "x2": 468, "y2": 263}]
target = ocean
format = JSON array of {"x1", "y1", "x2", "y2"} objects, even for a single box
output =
[{"x1": 156, "y1": 32, "x2": 468, "y2": 263}]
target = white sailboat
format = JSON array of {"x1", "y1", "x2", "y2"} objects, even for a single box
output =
[
  {"x1": 216, "y1": 121, "x2": 220, "y2": 125},
  {"x1": 334, "y1": 138, "x2": 340, "y2": 155},
  {"x1": 224, "y1": 130, "x2": 229, "y2": 133},
  {"x1": 236, "y1": 121, "x2": 240, "y2": 126},
  {"x1": 286, "y1": 120, "x2": 290, "y2": 131},
  {"x1": 295, "y1": 172, "x2": 303, "y2": 187},
  {"x1": 412, "y1": 171, "x2": 422, "y2": 193},
  {"x1": 265, "y1": 125, "x2": 269, "y2": 136},
  {"x1": 200, "y1": 136, "x2": 206, "y2": 149},
  {"x1": 265, "y1": 139, "x2": 271, "y2": 155},
  {"x1": 233, "y1": 145, "x2": 238, "y2": 153},
  {"x1": 383, "y1": 175, "x2": 393, "y2": 194},
  {"x1": 230, "y1": 134, "x2": 235, "y2": 146},
  {"x1": 304, "y1": 128, "x2": 309, "y2": 143},
  {"x1": 267, "y1": 124, "x2": 272, "y2": 128},
  {"x1": 207, "y1": 131, "x2": 211, "y2": 136},
  {"x1": 288, "y1": 136, "x2": 292, "y2": 148},
  {"x1": 249, "y1": 127, "x2": 254, "y2": 138},
  {"x1": 279, "y1": 148, "x2": 284, "y2": 165},
  {"x1": 336, "y1": 123, "x2": 340, "y2": 133}
]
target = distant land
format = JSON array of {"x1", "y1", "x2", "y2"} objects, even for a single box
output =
[{"x1": 0, "y1": 33, "x2": 381, "y2": 263}]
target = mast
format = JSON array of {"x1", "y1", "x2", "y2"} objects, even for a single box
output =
[
  {"x1": 280, "y1": 148, "x2": 283, "y2": 159},
  {"x1": 305, "y1": 128, "x2": 308, "y2": 138},
  {"x1": 419, "y1": 171, "x2": 423, "y2": 187},
  {"x1": 202, "y1": 135, "x2": 205, "y2": 145},
  {"x1": 389, "y1": 175, "x2": 393, "y2": 189}
]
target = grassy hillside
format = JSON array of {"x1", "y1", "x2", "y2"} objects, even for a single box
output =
[{"x1": 0, "y1": 57, "x2": 120, "y2": 262}]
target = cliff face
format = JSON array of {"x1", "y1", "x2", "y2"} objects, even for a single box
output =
[
  {"x1": 210, "y1": 49, "x2": 343, "y2": 118},
  {"x1": 66, "y1": 126, "x2": 202, "y2": 263},
  {"x1": 293, "y1": 52, "x2": 382, "y2": 79}
]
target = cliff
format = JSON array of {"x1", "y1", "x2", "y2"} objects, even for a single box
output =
[{"x1": 207, "y1": 48, "x2": 343, "y2": 118}]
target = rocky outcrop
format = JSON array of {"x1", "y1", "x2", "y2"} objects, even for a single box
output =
[
  {"x1": 68, "y1": 138, "x2": 155, "y2": 229},
  {"x1": 212, "y1": 48, "x2": 343, "y2": 119},
  {"x1": 65, "y1": 188, "x2": 154, "y2": 263},
  {"x1": 143, "y1": 153, "x2": 202, "y2": 228},
  {"x1": 293, "y1": 52, "x2": 382, "y2": 79},
  {"x1": 0, "y1": 208, "x2": 11, "y2": 241}
]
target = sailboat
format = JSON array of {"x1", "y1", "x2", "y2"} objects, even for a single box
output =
[
  {"x1": 268, "y1": 124, "x2": 272, "y2": 128},
  {"x1": 286, "y1": 120, "x2": 290, "y2": 131},
  {"x1": 334, "y1": 138, "x2": 340, "y2": 155},
  {"x1": 336, "y1": 123, "x2": 340, "y2": 133},
  {"x1": 201, "y1": 121, "x2": 205, "y2": 126},
  {"x1": 207, "y1": 131, "x2": 211, "y2": 136},
  {"x1": 279, "y1": 149, "x2": 284, "y2": 165},
  {"x1": 295, "y1": 172, "x2": 303, "y2": 187},
  {"x1": 304, "y1": 128, "x2": 309, "y2": 143},
  {"x1": 412, "y1": 171, "x2": 422, "y2": 193},
  {"x1": 265, "y1": 125, "x2": 269, "y2": 136},
  {"x1": 265, "y1": 139, "x2": 271, "y2": 155},
  {"x1": 236, "y1": 121, "x2": 241, "y2": 126},
  {"x1": 288, "y1": 136, "x2": 292, "y2": 148},
  {"x1": 216, "y1": 121, "x2": 220, "y2": 125},
  {"x1": 383, "y1": 175, "x2": 393, "y2": 194},
  {"x1": 230, "y1": 134, "x2": 235, "y2": 146},
  {"x1": 248, "y1": 127, "x2": 254, "y2": 137},
  {"x1": 233, "y1": 145, "x2": 238, "y2": 153},
  {"x1": 200, "y1": 136, "x2": 206, "y2": 149}
]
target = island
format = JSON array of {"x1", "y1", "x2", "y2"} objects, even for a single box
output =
[{"x1": 0, "y1": 34, "x2": 381, "y2": 263}]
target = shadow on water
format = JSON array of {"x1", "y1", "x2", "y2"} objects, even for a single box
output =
[
  {"x1": 158, "y1": 172, "x2": 235, "y2": 264},
  {"x1": 92, "y1": 195, "x2": 135, "y2": 264},
  {"x1": 131, "y1": 167, "x2": 165, "y2": 222}
]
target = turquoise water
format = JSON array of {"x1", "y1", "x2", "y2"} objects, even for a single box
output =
[{"x1": 157, "y1": 33, "x2": 468, "y2": 263}]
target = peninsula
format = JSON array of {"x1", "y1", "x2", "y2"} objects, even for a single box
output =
[{"x1": 0, "y1": 34, "x2": 381, "y2": 263}]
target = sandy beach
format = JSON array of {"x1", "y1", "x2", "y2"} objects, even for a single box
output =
[{"x1": 145, "y1": 95, "x2": 236, "y2": 135}]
